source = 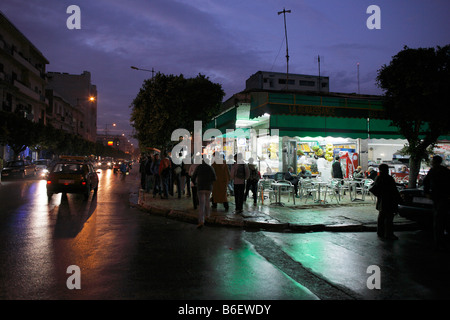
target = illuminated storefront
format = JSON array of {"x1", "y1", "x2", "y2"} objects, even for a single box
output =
[{"x1": 206, "y1": 90, "x2": 449, "y2": 178}]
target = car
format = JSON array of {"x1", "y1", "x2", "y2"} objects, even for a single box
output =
[
  {"x1": 398, "y1": 187, "x2": 434, "y2": 228},
  {"x1": 35, "y1": 159, "x2": 51, "y2": 179},
  {"x1": 46, "y1": 159, "x2": 99, "y2": 199},
  {"x1": 98, "y1": 161, "x2": 113, "y2": 169},
  {"x1": 1, "y1": 160, "x2": 36, "y2": 179}
]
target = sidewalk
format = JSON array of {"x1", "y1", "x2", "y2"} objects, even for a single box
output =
[{"x1": 131, "y1": 188, "x2": 418, "y2": 233}]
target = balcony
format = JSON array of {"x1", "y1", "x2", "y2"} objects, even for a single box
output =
[
  {"x1": 13, "y1": 79, "x2": 40, "y2": 101},
  {"x1": 13, "y1": 51, "x2": 39, "y2": 75}
]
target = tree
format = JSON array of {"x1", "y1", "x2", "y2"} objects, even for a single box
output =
[
  {"x1": 0, "y1": 111, "x2": 39, "y2": 158},
  {"x1": 130, "y1": 73, "x2": 224, "y2": 152},
  {"x1": 377, "y1": 45, "x2": 450, "y2": 188}
]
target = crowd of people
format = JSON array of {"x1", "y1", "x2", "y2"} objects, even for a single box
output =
[{"x1": 139, "y1": 152, "x2": 260, "y2": 228}]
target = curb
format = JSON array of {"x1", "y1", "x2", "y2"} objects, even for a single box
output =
[{"x1": 131, "y1": 197, "x2": 420, "y2": 233}]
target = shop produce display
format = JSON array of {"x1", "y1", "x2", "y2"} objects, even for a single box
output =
[
  {"x1": 311, "y1": 145, "x2": 324, "y2": 157},
  {"x1": 325, "y1": 143, "x2": 334, "y2": 161}
]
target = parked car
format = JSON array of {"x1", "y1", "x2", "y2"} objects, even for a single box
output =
[
  {"x1": 46, "y1": 159, "x2": 99, "y2": 199},
  {"x1": 35, "y1": 159, "x2": 51, "y2": 179},
  {"x1": 1, "y1": 160, "x2": 36, "y2": 179},
  {"x1": 398, "y1": 187, "x2": 434, "y2": 228}
]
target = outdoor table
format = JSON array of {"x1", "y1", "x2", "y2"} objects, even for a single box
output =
[
  {"x1": 311, "y1": 181, "x2": 329, "y2": 204},
  {"x1": 271, "y1": 182, "x2": 294, "y2": 206},
  {"x1": 347, "y1": 180, "x2": 364, "y2": 201}
]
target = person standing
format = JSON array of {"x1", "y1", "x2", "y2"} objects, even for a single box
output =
[
  {"x1": 159, "y1": 153, "x2": 171, "y2": 199},
  {"x1": 230, "y1": 153, "x2": 249, "y2": 214},
  {"x1": 423, "y1": 155, "x2": 450, "y2": 251},
  {"x1": 211, "y1": 154, "x2": 231, "y2": 210},
  {"x1": 369, "y1": 164, "x2": 402, "y2": 240},
  {"x1": 188, "y1": 153, "x2": 201, "y2": 209},
  {"x1": 331, "y1": 156, "x2": 344, "y2": 179},
  {"x1": 139, "y1": 155, "x2": 147, "y2": 190},
  {"x1": 191, "y1": 159, "x2": 216, "y2": 229},
  {"x1": 245, "y1": 158, "x2": 260, "y2": 205},
  {"x1": 152, "y1": 154, "x2": 161, "y2": 198}
]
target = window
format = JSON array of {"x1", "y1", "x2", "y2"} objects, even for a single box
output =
[{"x1": 299, "y1": 80, "x2": 316, "y2": 87}]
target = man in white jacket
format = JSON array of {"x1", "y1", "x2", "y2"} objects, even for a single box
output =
[{"x1": 230, "y1": 153, "x2": 249, "y2": 214}]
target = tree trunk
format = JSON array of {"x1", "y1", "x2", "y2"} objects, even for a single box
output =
[{"x1": 408, "y1": 155, "x2": 421, "y2": 189}]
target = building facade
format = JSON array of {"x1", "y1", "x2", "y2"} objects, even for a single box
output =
[
  {"x1": 246, "y1": 71, "x2": 329, "y2": 93},
  {"x1": 45, "y1": 88, "x2": 82, "y2": 136},
  {"x1": 47, "y1": 71, "x2": 98, "y2": 142},
  {"x1": 0, "y1": 11, "x2": 49, "y2": 124}
]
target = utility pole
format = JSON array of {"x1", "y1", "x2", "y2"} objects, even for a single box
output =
[
  {"x1": 318, "y1": 55, "x2": 321, "y2": 93},
  {"x1": 278, "y1": 8, "x2": 291, "y2": 90},
  {"x1": 357, "y1": 62, "x2": 360, "y2": 94}
]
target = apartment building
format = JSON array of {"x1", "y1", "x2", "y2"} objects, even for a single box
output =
[
  {"x1": 47, "y1": 71, "x2": 98, "y2": 142},
  {"x1": 0, "y1": 11, "x2": 49, "y2": 124}
]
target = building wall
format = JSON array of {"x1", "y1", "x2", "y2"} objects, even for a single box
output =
[
  {"x1": 0, "y1": 12, "x2": 49, "y2": 124},
  {"x1": 47, "y1": 71, "x2": 97, "y2": 142},
  {"x1": 246, "y1": 71, "x2": 329, "y2": 93}
]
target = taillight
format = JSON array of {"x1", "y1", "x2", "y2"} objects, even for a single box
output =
[{"x1": 47, "y1": 180, "x2": 52, "y2": 184}]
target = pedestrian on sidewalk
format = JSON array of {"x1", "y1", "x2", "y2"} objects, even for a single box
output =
[
  {"x1": 145, "y1": 154, "x2": 154, "y2": 193},
  {"x1": 152, "y1": 154, "x2": 162, "y2": 198},
  {"x1": 211, "y1": 153, "x2": 230, "y2": 210},
  {"x1": 245, "y1": 157, "x2": 260, "y2": 205},
  {"x1": 189, "y1": 153, "x2": 201, "y2": 209},
  {"x1": 191, "y1": 158, "x2": 216, "y2": 228},
  {"x1": 369, "y1": 163, "x2": 402, "y2": 240},
  {"x1": 139, "y1": 155, "x2": 147, "y2": 190},
  {"x1": 159, "y1": 153, "x2": 172, "y2": 199},
  {"x1": 423, "y1": 155, "x2": 450, "y2": 251},
  {"x1": 230, "y1": 153, "x2": 249, "y2": 214}
]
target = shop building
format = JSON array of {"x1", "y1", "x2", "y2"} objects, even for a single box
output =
[{"x1": 205, "y1": 88, "x2": 449, "y2": 179}]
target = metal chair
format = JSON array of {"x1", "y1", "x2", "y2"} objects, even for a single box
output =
[
  {"x1": 275, "y1": 179, "x2": 296, "y2": 204},
  {"x1": 257, "y1": 179, "x2": 275, "y2": 204},
  {"x1": 324, "y1": 179, "x2": 342, "y2": 204},
  {"x1": 300, "y1": 179, "x2": 318, "y2": 203},
  {"x1": 357, "y1": 179, "x2": 375, "y2": 202}
]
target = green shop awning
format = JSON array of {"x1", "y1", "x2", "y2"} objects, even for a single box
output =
[
  {"x1": 269, "y1": 115, "x2": 404, "y2": 139},
  {"x1": 250, "y1": 92, "x2": 386, "y2": 119},
  {"x1": 270, "y1": 114, "x2": 368, "y2": 139},
  {"x1": 205, "y1": 107, "x2": 236, "y2": 133}
]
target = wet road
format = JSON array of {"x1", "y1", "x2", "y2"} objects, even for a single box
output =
[
  {"x1": 1, "y1": 168, "x2": 449, "y2": 300},
  {"x1": 0, "y1": 169, "x2": 316, "y2": 300}
]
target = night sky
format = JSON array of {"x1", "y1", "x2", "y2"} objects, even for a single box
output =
[{"x1": 2, "y1": 0, "x2": 449, "y2": 145}]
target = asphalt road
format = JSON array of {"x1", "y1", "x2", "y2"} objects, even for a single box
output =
[{"x1": 1, "y1": 167, "x2": 449, "y2": 302}]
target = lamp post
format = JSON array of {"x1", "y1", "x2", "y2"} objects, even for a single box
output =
[{"x1": 131, "y1": 66, "x2": 156, "y2": 79}]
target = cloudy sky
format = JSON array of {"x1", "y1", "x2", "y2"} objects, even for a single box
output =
[{"x1": 2, "y1": 0, "x2": 449, "y2": 143}]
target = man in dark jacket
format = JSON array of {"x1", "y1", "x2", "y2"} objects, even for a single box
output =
[
  {"x1": 191, "y1": 159, "x2": 216, "y2": 228},
  {"x1": 332, "y1": 156, "x2": 344, "y2": 179},
  {"x1": 423, "y1": 155, "x2": 450, "y2": 250},
  {"x1": 369, "y1": 164, "x2": 401, "y2": 240}
]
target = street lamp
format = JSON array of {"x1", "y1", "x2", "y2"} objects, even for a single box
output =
[{"x1": 131, "y1": 66, "x2": 156, "y2": 79}]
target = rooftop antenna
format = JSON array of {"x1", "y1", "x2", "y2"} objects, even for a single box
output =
[
  {"x1": 357, "y1": 62, "x2": 360, "y2": 94},
  {"x1": 278, "y1": 8, "x2": 291, "y2": 90}
]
